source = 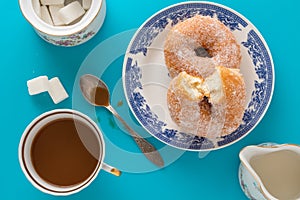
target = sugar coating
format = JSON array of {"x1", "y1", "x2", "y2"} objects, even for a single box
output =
[
  {"x1": 82, "y1": 0, "x2": 92, "y2": 10},
  {"x1": 164, "y1": 15, "x2": 241, "y2": 79},
  {"x1": 32, "y1": 0, "x2": 41, "y2": 17},
  {"x1": 165, "y1": 15, "x2": 244, "y2": 141},
  {"x1": 167, "y1": 72, "x2": 209, "y2": 136},
  {"x1": 165, "y1": 31, "x2": 216, "y2": 79},
  {"x1": 167, "y1": 67, "x2": 246, "y2": 140},
  {"x1": 58, "y1": 1, "x2": 85, "y2": 25},
  {"x1": 49, "y1": 5, "x2": 64, "y2": 26},
  {"x1": 27, "y1": 76, "x2": 49, "y2": 95},
  {"x1": 219, "y1": 67, "x2": 246, "y2": 135},
  {"x1": 48, "y1": 77, "x2": 69, "y2": 104},
  {"x1": 40, "y1": 6, "x2": 53, "y2": 25},
  {"x1": 40, "y1": 0, "x2": 65, "y2": 6}
]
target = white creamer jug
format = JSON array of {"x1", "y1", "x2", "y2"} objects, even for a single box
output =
[{"x1": 239, "y1": 143, "x2": 300, "y2": 200}]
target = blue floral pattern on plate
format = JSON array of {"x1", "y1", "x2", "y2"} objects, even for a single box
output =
[{"x1": 123, "y1": 2, "x2": 274, "y2": 151}]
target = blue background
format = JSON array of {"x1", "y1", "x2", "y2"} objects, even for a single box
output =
[{"x1": 1, "y1": 0, "x2": 300, "y2": 199}]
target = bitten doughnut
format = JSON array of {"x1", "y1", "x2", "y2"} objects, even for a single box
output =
[
  {"x1": 164, "y1": 15, "x2": 241, "y2": 79},
  {"x1": 167, "y1": 66, "x2": 246, "y2": 138}
]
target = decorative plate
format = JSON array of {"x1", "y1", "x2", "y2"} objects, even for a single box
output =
[{"x1": 122, "y1": 1, "x2": 274, "y2": 151}]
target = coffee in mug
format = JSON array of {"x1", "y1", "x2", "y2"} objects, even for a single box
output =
[{"x1": 19, "y1": 109, "x2": 120, "y2": 196}]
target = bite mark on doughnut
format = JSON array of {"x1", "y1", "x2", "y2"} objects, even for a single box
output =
[
  {"x1": 175, "y1": 71, "x2": 209, "y2": 101},
  {"x1": 167, "y1": 66, "x2": 246, "y2": 138}
]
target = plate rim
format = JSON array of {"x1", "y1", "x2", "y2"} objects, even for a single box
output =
[{"x1": 122, "y1": 1, "x2": 275, "y2": 151}]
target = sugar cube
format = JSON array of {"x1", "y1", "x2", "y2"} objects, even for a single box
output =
[
  {"x1": 58, "y1": 1, "x2": 85, "y2": 25},
  {"x1": 32, "y1": 0, "x2": 41, "y2": 17},
  {"x1": 64, "y1": 0, "x2": 79, "y2": 5},
  {"x1": 49, "y1": 5, "x2": 64, "y2": 26},
  {"x1": 40, "y1": 6, "x2": 53, "y2": 25},
  {"x1": 27, "y1": 76, "x2": 49, "y2": 95},
  {"x1": 48, "y1": 77, "x2": 69, "y2": 104},
  {"x1": 40, "y1": 0, "x2": 64, "y2": 6},
  {"x1": 82, "y1": 0, "x2": 92, "y2": 10}
]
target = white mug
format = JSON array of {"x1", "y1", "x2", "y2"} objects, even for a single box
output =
[
  {"x1": 18, "y1": 109, "x2": 120, "y2": 196},
  {"x1": 18, "y1": 0, "x2": 106, "y2": 46}
]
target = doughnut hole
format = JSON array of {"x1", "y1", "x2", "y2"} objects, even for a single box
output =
[{"x1": 194, "y1": 47, "x2": 212, "y2": 58}]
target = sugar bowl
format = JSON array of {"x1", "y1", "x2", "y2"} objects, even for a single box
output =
[{"x1": 19, "y1": 0, "x2": 106, "y2": 46}]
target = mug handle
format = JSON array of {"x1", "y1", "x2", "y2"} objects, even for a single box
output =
[{"x1": 102, "y1": 163, "x2": 121, "y2": 176}]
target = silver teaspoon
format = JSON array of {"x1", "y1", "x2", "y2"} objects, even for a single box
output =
[{"x1": 80, "y1": 74, "x2": 164, "y2": 167}]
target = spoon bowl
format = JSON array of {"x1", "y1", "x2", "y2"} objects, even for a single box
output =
[
  {"x1": 80, "y1": 74, "x2": 164, "y2": 167},
  {"x1": 80, "y1": 74, "x2": 110, "y2": 107}
]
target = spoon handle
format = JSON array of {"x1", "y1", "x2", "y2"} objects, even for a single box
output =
[{"x1": 106, "y1": 105, "x2": 164, "y2": 167}]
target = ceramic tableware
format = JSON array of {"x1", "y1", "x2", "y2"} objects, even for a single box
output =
[
  {"x1": 19, "y1": 0, "x2": 106, "y2": 46},
  {"x1": 239, "y1": 143, "x2": 300, "y2": 200},
  {"x1": 19, "y1": 109, "x2": 120, "y2": 196},
  {"x1": 123, "y1": 1, "x2": 274, "y2": 151}
]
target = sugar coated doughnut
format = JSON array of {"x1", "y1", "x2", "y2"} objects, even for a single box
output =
[
  {"x1": 164, "y1": 15, "x2": 241, "y2": 79},
  {"x1": 167, "y1": 66, "x2": 246, "y2": 138}
]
